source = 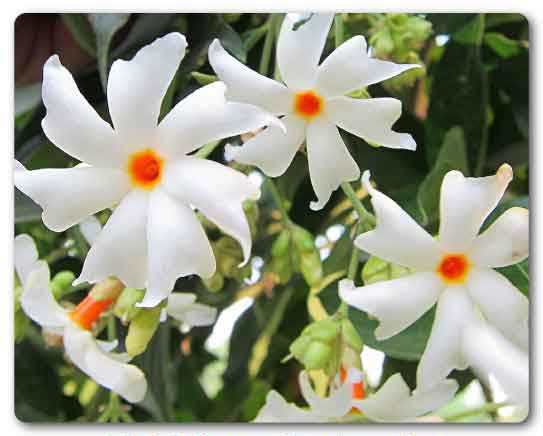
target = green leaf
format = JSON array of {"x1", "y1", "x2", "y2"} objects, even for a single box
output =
[
  {"x1": 61, "y1": 14, "x2": 96, "y2": 56},
  {"x1": 216, "y1": 20, "x2": 246, "y2": 63},
  {"x1": 496, "y1": 259, "x2": 529, "y2": 297},
  {"x1": 417, "y1": 127, "x2": 469, "y2": 226},
  {"x1": 15, "y1": 189, "x2": 42, "y2": 223},
  {"x1": 88, "y1": 14, "x2": 131, "y2": 91},
  {"x1": 484, "y1": 32, "x2": 521, "y2": 58},
  {"x1": 453, "y1": 14, "x2": 485, "y2": 45},
  {"x1": 15, "y1": 83, "x2": 42, "y2": 117}
]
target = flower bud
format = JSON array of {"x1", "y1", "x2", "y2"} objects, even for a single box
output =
[
  {"x1": 214, "y1": 237, "x2": 244, "y2": 278},
  {"x1": 302, "y1": 341, "x2": 332, "y2": 370},
  {"x1": 304, "y1": 319, "x2": 340, "y2": 343},
  {"x1": 51, "y1": 271, "x2": 76, "y2": 300},
  {"x1": 125, "y1": 306, "x2": 162, "y2": 357},
  {"x1": 271, "y1": 230, "x2": 291, "y2": 257},
  {"x1": 113, "y1": 288, "x2": 145, "y2": 323},
  {"x1": 341, "y1": 319, "x2": 363, "y2": 353},
  {"x1": 290, "y1": 319, "x2": 341, "y2": 371},
  {"x1": 203, "y1": 271, "x2": 225, "y2": 293}
]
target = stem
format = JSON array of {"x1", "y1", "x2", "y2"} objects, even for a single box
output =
[
  {"x1": 267, "y1": 178, "x2": 292, "y2": 226},
  {"x1": 259, "y1": 15, "x2": 276, "y2": 75},
  {"x1": 340, "y1": 182, "x2": 375, "y2": 229},
  {"x1": 334, "y1": 14, "x2": 344, "y2": 47},
  {"x1": 445, "y1": 401, "x2": 508, "y2": 422}
]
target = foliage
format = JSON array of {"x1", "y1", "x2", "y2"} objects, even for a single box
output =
[{"x1": 14, "y1": 12, "x2": 529, "y2": 423}]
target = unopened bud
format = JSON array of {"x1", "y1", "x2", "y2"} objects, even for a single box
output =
[
  {"x1": 113, "y1": 288, "x2": 145, "y2": 323},
  {"x1": 125, "y1": 307, "x2": 162, "y2": 357}
]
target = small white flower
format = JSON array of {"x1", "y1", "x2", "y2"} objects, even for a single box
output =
[
  {"x1": 339, "y1": 165, "x2": 529, "y2": 391},
  {"x1": 254, "y1": 368, "x2": 457, "y2": 423},
  {"x1": 15, "y1": 234, "x2": 147, "y2": 403},
  {"x1": 162, "y1": 293, "x2": 217, "y2": 332},
  {"x1": 15, "y1": 33, "x2": 282, "y2": 308},
  {"x1": 209, "y1": 13, "x2": 418, "y2": 210}
]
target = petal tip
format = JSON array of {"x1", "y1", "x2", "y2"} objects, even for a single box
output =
[
  {"x1": 224, "y1": 143, "x2": 240, "y2": 161},
  {"x1": 361, "y1": 170, "x2": 373, "y2": 194}
]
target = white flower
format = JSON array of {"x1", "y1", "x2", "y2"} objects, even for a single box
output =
[
  {"x1": 14, "y1": 33, "x2": 282, "y2": 308},
  {"x1": 161, "y1": 293, "x2": 217, "y2": 332},
  {"x1": 462, "y1": 320, "x2": 529, "y2": 410},
  {"x1": 254, "y1": 368, "x2": 457, "y2": 423},
  {"x1": 15, "y1": 234, "x2": 147, "y2": 403},
  {"x1": 339, "y1": 166, "x2": 529, "y2": 391},
  {"x1": 209, "y1": 13, "x2": 418, "y2": 210}
]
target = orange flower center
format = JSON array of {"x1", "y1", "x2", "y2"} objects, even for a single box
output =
[
  {"x1": 69, "y1": 295, "x2": 114, "y2": 330},
  {"x1": 293, "y1": 90, "x2": 324, "y2": 119},
  {"x1": 128, "y1": 148, "x2": 163, "y2": 189},
  {"x1": 437, "y1": 254, "x2": 470, "y2": 284}
]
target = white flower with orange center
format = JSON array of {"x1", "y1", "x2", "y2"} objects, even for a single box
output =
[
  {"x1": 15, "y1": 234, "x2": 147, "y2": 403},
  {"x1": 209, "y1": 12, "x2": 419, "y2": 210},
  {"x1": 254, "y1": 367, "x2": 457, "y2": 423},
  {"x1": 14, "y1": 33, "x2": 282, "y2": 307},
  {"x1": 339, "y1": 165, "x2": 529, "y2": 391}
]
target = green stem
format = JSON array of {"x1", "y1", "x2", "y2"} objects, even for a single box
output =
[
  {"x1": 259, "y1": 15, "x2": 276, "y2": 75},
  {"x1": 445, "y1": 401, "x2": 508, "y2": 422},
  {"x1": 334, "y1": 14, "x2": 344, "y2": 47},
  {"x1": 267, "y1": 178, "x2": 292, "y2": 226},
  {"x1": 340, "y1": 182, "x2": 375, "y2": 229}
]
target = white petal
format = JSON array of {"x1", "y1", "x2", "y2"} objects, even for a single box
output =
[
  {"x1": 79, "y1": 215, "x2": 103, "y2": 246},
  {"x1": 225, "y1": 115, "x2": 305, "y2": 177},
  {"x1": 277, "y1": 13, "x2": 334, "y2": 90},
  {"x1": 107, "y1": 33, "x2": 187, "y2": 147},
  {"x1": 355, "y1": 170, "x2": 441, "y2": 269},
  {"x1": 14, "y1": 234, "x2": 39, "y2": 286},
  {"x1": 14, "y1": 161, "x2": 130, "y2": 232},
  {"x1": 306, "y1": 117, "x2": 360, "y2": 210},
  {"x1": 339, "y1": 274, "x2": 442, "y2": 340},
  {"x1": 469, "y1": 207, "x2": 529, "y2": 268},
  {"x1": 299, "y1": 371, "x2": 351, "y2": 419},
  {"x1": 96, "y1": 339, "x2": 118, "y2": 353},
  {"x1": 327, "y1": 96, "x2": 416, "y2": 150},
  {"x1": 466, "y1": 267, "x2": 528, "y2": 350},
  {"x1": 20, "y1": 261, "x2": 68, "y2": 328},
  {"x1": 354, "y1": 373, "x2": 457, "y2": 422},
  {"x1": 140, "y1": 189, "x2": 215, "y2": 308},
  {"x1": 253, "y1": 391, "x2": 323, "y2": 423},
  {"x1": 63, "y1": 326, "x2": 147, "y2": 403},
  {"x1": 76, "y1": 190, "x2": 148, "y2": 289},
  {"x1": 157, "y1": 81, "x2": 283, "y2": 158},
  {"x1": 364, "y1": 58, "x2": 420, "y2": 87},
  {"x1": 462, "y1": 322, "x2": 528, "y2": 408},
  {"x1": 438, "y1": 164, "x2": 514, "y2": 252},
  {"x1": 166, "y1": 293, "x2": 217, "y2": 327},
  {"x1": 41, "y1": 55, "x2": 124, "y2": 167},
  {"x1": 208, "y1": 39, "x2": 293, "y2": 114},
  {"x1": 162, "y1": 157, "x2": 258, "y2": 264},
  {"x1": 416, "y1": 288, "x2": 478, "y2": 391},
  {"x1": 316, "y1": 36, "x2": 368, "y2": 97}
]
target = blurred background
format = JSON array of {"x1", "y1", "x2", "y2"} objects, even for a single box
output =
[{"x1": 14, "y1": 13, "x2": 529, "y2": 422}]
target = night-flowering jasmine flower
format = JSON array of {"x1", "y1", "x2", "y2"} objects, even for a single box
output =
[
  {"x1": 14, "y1": 33, "x2": 282, "y2": 308},
  {"x1": 15, "y1": 234, "x2": 147, "y2": 403},
  {"x1": 339, "y1": 165, "x2": 529, "y2": 391},
  {"x1": 209, "y1": 13, "x2": 418, "y2": 210},
  {"x1": 254, "y1": 367, "x2": 457, "y2": 422}
]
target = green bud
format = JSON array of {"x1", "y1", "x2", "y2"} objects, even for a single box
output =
[
  {"x1": 51, "y1": 271, "x2": 76, "y2": 299},
  {"x1": 272, "y1": 230, "x2": 291, "y2": 257},
  {"x1": 191, "y1": 71, "x2": 218, "y2": 86},
  {"x1": 243, "y1": 201, "x2": 260, "y2": 239},
  {"x1": 268, "y1": 255, "x2": 293, "y2": 284},
  {"x1": 113, "y1": 288, "x2": 145, "y2": 323},
  {"x1": 302, "y1": 341, "x2": 332, "y2": 370},
  {"x1": 304, "y1": 319, "x2": 340, "y2": 343},
  {"x1": 125, "y1": 307, "x2": 162, "y2": 357},
  {"x1": 341, "y1": 319, "x2": 363, "y2": 353},
  {"x1": 203, "y1": 271, "x2": 225, "y2": 293},
  {"x1": 299, "y1": 251, "x2": 323, "y2": 287},
  {"x1": 291, "y1": 225, "x2": 315, "y2": 253},
  {"x1": 215, "y1": 237, "x2": 244, "y2": 278},
  {"x1": 290, "y1": 335, "x2": 312, "y2": 360}
]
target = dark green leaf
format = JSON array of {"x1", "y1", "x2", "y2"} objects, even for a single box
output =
[
  {"x1": 88, "y1": 14, "x2": 131, "y2": 90},
  {"x1": 418, "y1": 127, "x2": 469, "y2": 226},
  {"x1": 61, "y1": 14, "x2": 96, "y2": 56},
  {"x1": 484, "y1": 32, "x2": 521, "y2": 58}
]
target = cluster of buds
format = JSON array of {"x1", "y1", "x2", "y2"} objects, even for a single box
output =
[{"x1": 269, "y1": 224, "x2": 323, "y2": 287}]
